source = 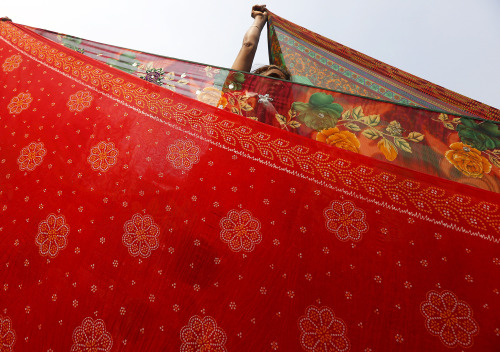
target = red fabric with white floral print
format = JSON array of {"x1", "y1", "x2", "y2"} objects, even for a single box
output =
[{"x1": 0, "y1": 20, "x2": 499, "y2": 351}]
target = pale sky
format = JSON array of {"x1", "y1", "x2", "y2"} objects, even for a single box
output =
[{"x1": 3, "y1": 0, "x2": 500, "y2": 109}]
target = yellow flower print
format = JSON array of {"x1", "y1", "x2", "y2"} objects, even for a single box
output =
[
  {"x1": 377, "y1": 138, "x2": 398, "y2": 161},
  {"x1": 445, "y1": 142, "x2": 492, "y2": 178},
  {"x1": 316, "y1": 127, "x2": 360, "y2": 153}
]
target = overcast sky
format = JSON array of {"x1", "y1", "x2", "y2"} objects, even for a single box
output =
[{"x1": 3, "y1": 0, "x2": 499, "y2": 109}]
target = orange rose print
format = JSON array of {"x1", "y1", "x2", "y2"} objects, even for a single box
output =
[
  {"x1": 445, "y1": 142, "x2": 492, "y2": 178},
  {"x1": 220, "y1": 209, "x2": 262, "y2": 252},
  {"x1": 316, "y1": 128, "x2": 360, "y2": 153},
  {"x1": 17, "y1": 142, "x2": 47, "y2": 171},
  {"x1": 166, "y1": 139, "x2": 201, "y2": 171},
  {"x1": 420, "y1": 290, "x2": 479, "y2": 348},
  {"x1": 0, "y1": 315, "x2": 16, "y2": 352},
  {"x1": 71, "y1": 317, "x2": 113, "y2": 352},
  {"x1": 324, "y1": 200, "x2": 368, "y2": 242},
  {"x1": 7, "y1": 92, "x2": 32, "y2": 115},
  {"x1": 298, "y1": 305, "x2": 350, "y2": 352},
  {"x1": 87, "y1": 141, "x2": 119, "y2": 172},
  {"x1": 67, "y1": 90, "x2": 93, "y2": 112},
  {"x1": 180, "y1": 315, "x2": 227, "y2": 352},
  {"x1": 122, "y1": 213, "x2": 160, "y2": 258},
  {"x1": 35, "y1": 213, "x2": 70, "y2": 258},
  {"x1": 2, "y1": 54, "x2": 22, "y2": 72},
  {"x1": 197, "y1": 87, "x2": 227, "y2": 108}
]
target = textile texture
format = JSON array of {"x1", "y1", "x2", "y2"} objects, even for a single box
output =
[
  {"x1": 0, "y1": 19, "x2": 500, "y2": 352},
  {"x1": 267, "y1": 12, "x2": 500, "y2": 122},
  {"x1": 28, "y1": 25, "x2": 500, "y2": 192}
]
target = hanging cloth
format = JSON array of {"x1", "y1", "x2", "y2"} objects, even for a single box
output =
[
  {"x1": 267, "y1": 12, "x2": 500, "y2": 121},
  {"x1": 0, "y1": 18, "x2": 499, "y2": 352}
]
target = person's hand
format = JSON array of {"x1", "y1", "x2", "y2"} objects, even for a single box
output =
[{"x1": 251, "y1": 5, "x2": 268, "y2": 20}]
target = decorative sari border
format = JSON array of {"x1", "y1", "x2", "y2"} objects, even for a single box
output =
[
  {"x1": 272, "y1": 26, "x2": 470, "y2": 115},
  {"x1": 1, "y1": 21, "x2": 499, "y2": 242},
  {"x1": 267, "y1": 12, "x2": 500, "y2": 122}
]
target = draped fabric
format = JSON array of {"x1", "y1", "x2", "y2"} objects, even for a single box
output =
[
  {"x1": 0, "y1": 18, "x2": 499, "y2": 352},
  {"x1": 27, "y1": 23, "x2": 500, "y2": 193},
  {"x1": 22, "y1": 25, "x2": 500, "y2": 193},
  {"x1": 264, "y1": 13, "x2": 500, "y2": 193},
  {"x1": 267, "y1": 12, "x2": 500, "y2": 122}
]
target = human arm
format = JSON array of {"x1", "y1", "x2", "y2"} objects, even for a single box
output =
[{"x1": 231, "y1": 5, "x2": 268, "y2": 72}]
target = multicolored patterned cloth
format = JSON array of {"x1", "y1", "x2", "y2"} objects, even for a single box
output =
[
  {"x1": 27, "y1": 24, "x2": 500, "y2": 193},
  {"x1": 0, "y1": 17, "x2": 499, "y2": 352},
  {"x1": 267, "y1": 12, "x2": 500, "y2": 122}
]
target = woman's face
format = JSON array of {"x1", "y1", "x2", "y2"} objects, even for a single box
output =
[{"x1": 262, "y1": 68, "x2": 287, "y2": 80}]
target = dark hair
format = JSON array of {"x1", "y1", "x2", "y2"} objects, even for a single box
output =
[{"x1": 253, "y1": 65, "x2": 291, "y2": 81}]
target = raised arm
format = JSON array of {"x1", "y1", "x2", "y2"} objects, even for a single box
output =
[{"x1": 231, "y1": 5, "x2": 268, "y2": 72}]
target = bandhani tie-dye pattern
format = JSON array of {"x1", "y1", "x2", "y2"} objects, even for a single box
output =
[{"x1": 0, "y1": 18, "x2": 499, "y2": 351}]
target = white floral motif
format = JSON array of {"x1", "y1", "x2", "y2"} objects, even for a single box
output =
[
  {"x1": 180, "y1": 315, "x2": 227, "y2": 352},
  {"x1": 7, "y1": 92, "x2": 32, "y2": 114},
  {"x1": 2, "y1": 54, "x2": 22, "y2": 73},
  {"x1": 166, "y1": 139, "x2": 201, "y2": 170},
  {"x1": 67, "y1": 90, "x2": 93, "y2": 112},
  {"x1": 17, "y1": 142, "x2": 47, "y2": 171},
  {"x1": 0, "y1": 315, "x2": 16, "y2": 352},
  {"x1": 258, "y1": 94, "x2": 273, "y2": 103},
  {"x1": 122, "y1": 213, "x2": 160, "y2": 258},
  {"x1": 298, "y1": 306, "x2": 350, "y2": 352},
  {"x1": 420, "y1": 290, "x2": 479, "y2": 348},
  {"x1": 35, "y1": 213, "x2": 70, "y2": 258},
  {"x1": 87, "y1": 141, "x2": 119, "y2": 172},
  {"x1": 71, "y1": 317, "x2": 113, "y2": 352},
  {"x1": 220, "y1": 209, "x2": 262, "y2": 252},
  {"x1": 323, "y1": 200, "x2": 368, "y2": 242}
]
